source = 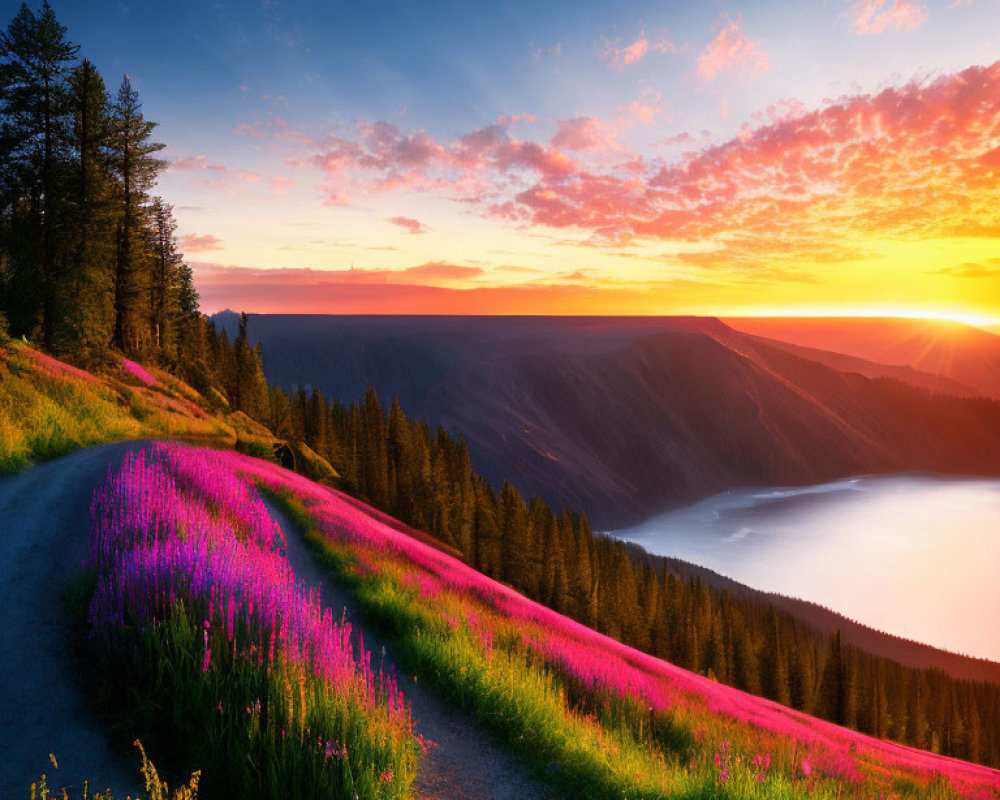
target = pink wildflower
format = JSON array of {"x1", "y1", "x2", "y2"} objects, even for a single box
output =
[
  {"x1": 202, "y1": 627, "x2": 211, "y2": 673},
  {"x1": 122, "y1": 358, "x2": 156, "y2": 386}
]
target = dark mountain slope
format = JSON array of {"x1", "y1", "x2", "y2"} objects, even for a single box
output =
[
  {"x1": 227, "y1": 315, "x2": 1000, "y2": 527},
  {"x1": 725, "y1": 317, "x2": 1000, "y2": 399}
]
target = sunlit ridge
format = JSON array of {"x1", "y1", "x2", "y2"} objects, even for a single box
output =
[{"x1": 719, "y1": 306, "x2": 1000, "y2": 330}]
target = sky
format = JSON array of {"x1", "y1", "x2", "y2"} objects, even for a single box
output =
[{"x1": 37, "y1": 0, "x2": 1000, "y2": 324}]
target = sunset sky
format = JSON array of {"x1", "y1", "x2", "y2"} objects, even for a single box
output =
[{"x1": 57, "y1": 0, "x2": 1000, "y2": 325}]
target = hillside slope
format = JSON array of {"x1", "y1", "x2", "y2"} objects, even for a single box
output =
[
  {"x1": 228, "y1": 314, "x2": 1000, "y2": 527},
  {"x1": 724, "y1": 317, "x2": 1000, "y2": 400},
  {"x1": 0, "y1": 344, "x2": 995, "y2": 792},
  {"x1": 0, "y1": 338, "x2": 335, "y2": 481},
  {"x1": 8, "y1": 338, "x2": 997, "y2": 691},
  {"x1": 239, "y1": 446, "x2": 1000, "y2": 799},
  {"x1": 628, "y1": 545, "x2": 1000, "y2": 684}
]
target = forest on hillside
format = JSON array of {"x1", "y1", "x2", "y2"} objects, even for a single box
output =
[
  {"x1": 1, "y1": 2, "x2": 998, "y2": 772},
  {"x1": 264, "y1": 383, "x2": 1000, "y2": 770}
]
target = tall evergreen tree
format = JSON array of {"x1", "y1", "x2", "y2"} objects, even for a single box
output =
[
  {"x1": 107, "y1": 73, "x2": 163, "y2": 354},
  {"x1": 0, "y1": 1, "x2": 78, "y2": 347},
  {"x1": 147, "y1": 197, "x2": 181, "y2": 358},
  {"x1": 817, "y1": 630, "x2": 846, "y2": 724},
  {"x1": 66, "y1": 58, "x2": 114, "y2": 355}
]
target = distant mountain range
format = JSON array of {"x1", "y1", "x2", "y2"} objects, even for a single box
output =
[{"x1": 213, "y1": 312, "x2": 1000, "y2": 528}]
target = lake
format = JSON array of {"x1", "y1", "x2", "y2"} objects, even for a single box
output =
[{"x1": 608, "y1": 475, "x2": 1000, "y2": 662}]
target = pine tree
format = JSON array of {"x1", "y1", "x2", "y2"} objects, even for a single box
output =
[
  {"x1": 0, "y1": 1, "x2": 79, "y2": 347},
  {"x1": 173, "y1": 262, "x2": 205, "y2": 374},
  {"x1": 107, "y1": 73, "x2": 163, "y2": 354},
  {"x1": 760, "y1": 608, "x2": 791, "y2": 706},
  {"x1": 229, "y1": 312, "x2": 267, "y2": 418},
  {"x1": 498, "y1": 480, "x2": 529, "y2": 588},
  {"x1": 817, "y1": 630, "x2": 846, "y2": 725},
  {"x1": 147, "y1": 197, "x2": 181, "y2": 359},
  {"x1": 66, "y1": 58, "x2": 114, "y2": 356}
]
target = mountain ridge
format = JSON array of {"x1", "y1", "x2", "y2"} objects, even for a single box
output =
[{"x1": 221, "y1": 313, "x2": 1000, "y2": 527}]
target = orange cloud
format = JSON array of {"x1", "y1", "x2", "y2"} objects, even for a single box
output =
[
  {"x1": 932, "y1": 261, "x2": 1000, "y2": 278},
  {"x1": 249, "y1": 59, "x2": 1000, "y2": 292},
  {"x1": 499, "y1": 59, "x2": 1000, "y2": 277},
  {"x1": 696, "y1": 15, "x2": 771, "y2": 81},
  {"x1": 180, "y1": 233, "x2": 223, "y2": 252},
  {"x1": 399, "y1": 261, "x2": 484, "y2": 281},
  {"x1": 191, "y1": 262, "x2": 687, "y2": 315},
  {"x1": 850, "y1": 0, "x2": 927, "y2": 34},
  {"x1": 192, "y1": 261, "x2": 484, "y2": 291},
  {"x1": 387, "y1": 216, "x2": 428, "y2": 234}
]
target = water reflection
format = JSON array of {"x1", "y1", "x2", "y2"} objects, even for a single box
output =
[{"x1": 609, "y1": 475, "x2": 1000, "y2": 661}]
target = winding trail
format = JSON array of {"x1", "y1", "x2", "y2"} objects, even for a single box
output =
[
  {"x1": 0, "y1": 441, "x2": 551, "y2": 799},
  {"x1": 0, "y1": 441, "x2": 144, "y2": 799},
  {"x1": 267, "y1": 499, "x2": 553, "y2": 800}
]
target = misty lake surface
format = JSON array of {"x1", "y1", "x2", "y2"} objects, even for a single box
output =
[{"x1": 608, "y1": 475, "x2": 1000, "y2": 662}]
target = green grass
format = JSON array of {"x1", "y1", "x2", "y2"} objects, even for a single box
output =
[
  {"x1": 0, "y1": 342, "x2": 231, "y2": 473},
  {"x1": 268, "y1": 490, "x2": 717, "y2": 799},
  {"x1": 79, "y1": 447, "x2": 417, "y2": 800},
  {"x1": 92, "y1": 601, "x2": 409, "y2": 800},
  {"x1": 266, "y1": 488, "x2": 989, "y2": 800}
]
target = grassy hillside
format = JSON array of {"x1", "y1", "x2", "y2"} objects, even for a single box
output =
[
  {"x1": 0, "y1": 338, "x2": 231, "y2": 472},
  {"x1": 86, "y1": 444, "x2": 415, "y2": 799},
  {"x1": 6, "y1": 344, "x2": 1000, "y2": 796},
  {"x1": 114, "y1": 441, "x2": 998, "y2": 800},
  {"x1": 0, "y1": 337, "x2": 338, "y2": 480}
]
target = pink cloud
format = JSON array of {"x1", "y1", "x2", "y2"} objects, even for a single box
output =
[
  {"x1": 551, "y1": 117, "x2": 620, "y2": 152},
  {"x1": 301, "y1": 116, "x2": 582, "y2": 205},
  {"x1": 492, "y1": 60, "x2": 1000, "y2": 273},
  {"x1": 387, "y1": 216, "x2": 428, "y2": 234},
  {"x1": 249, "y1": 58, "x2": 1000, "y2": 284},
  {"x1": 169, "y1": 153, "x2": 261, "y2": 194},
  {"x1": 169, "y1": 155, "x2": 228, "y2": 172},
  {"x1": 696, "y1": 15, "x2": 771, "y2": 81},
  {"x1": 234, "y1": 121, "x2": 269, "y2": 138},
  {"x1": 600, "y1": 31, "x2": 672, "y2": 69},
  {"x1": 617, "y1": 91, "x2": 668, "y2": 127},
  {"x1": 601, "y1": 35, "x2": 647, "y2": 69},
  {"x1": 180, "y1": 233, "x2": 223, "y2": 252},
  {"x1": 850, "y1": 0, "x2": 928, "y2": 34}
]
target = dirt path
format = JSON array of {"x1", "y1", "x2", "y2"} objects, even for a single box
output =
[
  {"x1": 266, "y1": 500, "x2": 554, "y2": 800},
  {"x1": 0, "y1": 441, "x2": 145, "y2": 799},
  {"x1": 0, "y1": 442, "x2": 552, "y2": 799}
]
